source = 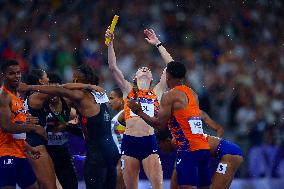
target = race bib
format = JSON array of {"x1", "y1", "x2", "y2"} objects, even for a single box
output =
[
  {"x1": 130, "y1": 102, "x2": 154, "y2": 117},
  {"x1": 12, "y1": 133, "x2": 26, "y2": 140},
  {"x1": 47, "y1": 132, "x2": 68, "y2": 145},
  {"x1": 216, "y1": 163, "x2": 228, "y2": 174},
  {"x1": 188, "y1": 117, "x2": 203, "y2": 134},
  {"x1": 91, "y1": 91, "x2": 109, "y2": 104}
]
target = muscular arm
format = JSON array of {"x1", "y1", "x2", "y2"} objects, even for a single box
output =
[
  {"x1": 0, "y1": 94, "x2": 38, "y2": 134},
  {"x1": 62, "y1": 83, "x2": 105, "y2": 93},
  {"x1": 201, "y1": 110, "x2": 224, "y2": 137},
  {"x1": 27, "y1": 85, "x2": 84, "y2": 102},
  {"x1": 130, "y1": 92, "x2": 173, "y2": 129},
  {"x1": 144, "y1": 29, "x2": 174, "y2": 96}
]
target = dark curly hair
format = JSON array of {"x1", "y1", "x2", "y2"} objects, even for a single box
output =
[
  {"x1": 26, "y1": 69, "x2": 46, "y2": 85},
  {"x1": 1, "y1": 59, "x2": 19, "y2": 73},
  {"x1": 166, "y1": 61, "x2": 186, "y2": 79},
  {"x1": 76, "y1": 64, "x2": 99, "y2": 85}
]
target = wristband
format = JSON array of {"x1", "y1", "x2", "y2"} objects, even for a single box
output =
[{"x1": 156, "y1": 42, "x2": 162, "y2": 48}]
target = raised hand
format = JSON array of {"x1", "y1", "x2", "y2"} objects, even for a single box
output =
[
  {"x1": 144, "y1": 29, "x2": 161, "y2": 46},
  {"x1": 128, "y1": 99, "x2": 142, "y2": 115},
  {"x1": 105, "y1": 26, "x2": 114, "y2": 47}
]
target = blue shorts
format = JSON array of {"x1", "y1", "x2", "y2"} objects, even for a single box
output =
[
  {"x1": 215, "y1": 139, "x2": 243, "y2": 160},
  {"x1": 176, "y1": 150, "x2": 211, "y2": 187},
  {"x1": 0, "y1": 156, "x2": 36, "y2": 188},
  {"x1": 121, "y1": 134, "x2": 159, "y2": 161}
]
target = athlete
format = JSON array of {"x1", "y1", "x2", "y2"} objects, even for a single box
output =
[
  {"x1": 169, "y1": 114, "x2": 242, "y2": 189},
  {"x1": 109, "y1": 88, "x2": 126, "y2": 189},
  {"x1": 25, "y1": 69, "x2": 59, "y2": 189},
  {"x1": 105, "y1": 27, "x2": 172, "y2": 189},
  {"x1": 128, "y1": 61, "x2": 211, "y2": 189},
  {"x1": 19, "y1": 64, "x2": 120, "y2": 189},
  {"x1": 0, "y1": 60, "x2": 46, "y2": 189},
  {"x1": 44, "y1": 73, "x2": 78, "y2": 189}
]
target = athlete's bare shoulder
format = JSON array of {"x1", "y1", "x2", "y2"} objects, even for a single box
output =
[
  {"x1": 167, "y1": 87, "x2": 189, "y2": 110},
  {"x1": 0, "y1": 90, "x2": 11, "y2": 107}
]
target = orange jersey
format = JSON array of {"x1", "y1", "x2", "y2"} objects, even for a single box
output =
[
  {"x1": 124, "y1": 89, "x2": 159, "y2": 120},
  {"x1": 0, "y1": 86, "x2": 27, "y2": 158},
  {"x1": 168, "y1": 85, "x2": 209, "y2": 152}
]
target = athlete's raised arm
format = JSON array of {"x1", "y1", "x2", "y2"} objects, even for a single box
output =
[
  {"x1": 201, "y1": 110, "x2": 224, "y2": 137},
  {"x1": 144, "y1": 29, "x2": 174, "y2": 98},
  {"x1": 105, "y1": 28, "x2": 132, "y2": 94},
  {"x1": 128, "y1": 91, "x2": 173, "y2": 129}
]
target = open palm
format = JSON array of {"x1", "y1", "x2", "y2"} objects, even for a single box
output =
[{"x1": 144, "y1": 29, "x2": 160, "y2": 45}]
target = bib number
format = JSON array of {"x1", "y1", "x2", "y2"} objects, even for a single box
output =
[
  {"x1": 12, "y1": 133, "x2": 26, "y2": 140},
  {"x1": 47, "y1": 132, "x2": 68, "y2": 145},
  {"x1": 216, "y1": 163, "x2": 228, "y2": 174},
  {"x1": 130, "y1": 103, "x2": 154, "y2": 117},
  {"x1": 188, "y1": 117, "x2": 203, "y2": 134}
]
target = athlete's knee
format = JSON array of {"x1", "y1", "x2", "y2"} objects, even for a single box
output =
[{"x1": 25, "y1": 182, "x2": 39, "y2": 189}]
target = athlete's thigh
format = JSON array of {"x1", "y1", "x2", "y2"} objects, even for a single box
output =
[
  {"x1": 170, "y1": 168, "x2": 178, "y2": 189},
  {"x1": 121, "y1": 155, "x2": 140, "y2": 189},
  {"x1": 142, "y1": 154, "x2": 163, "y2": 183},
  {"x1": 28, "y1": 145, "x2": 56, "y2": 187},
  {"x1": 116, "y1": 158, "x2": 125, "y2": 189},
  {"x1": 211, "y1": 155, "x2": 243, "y2": 189}
]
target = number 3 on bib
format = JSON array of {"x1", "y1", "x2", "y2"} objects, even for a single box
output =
[{"x1": 188, "y1": 117, "x2": 203, "y2": 134}]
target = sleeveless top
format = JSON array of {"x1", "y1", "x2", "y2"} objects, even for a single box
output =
[
  {"x1": 124, "y1": 89, "x2": 159, "y2": 120},
  {"x1": 78, "y1": 92, "x2": 119, "y2": 165},
  {"x1": 168, "y1": 85, "x2": 210, "y2": 152},
  {"x1": 0, "y1": 86, "x2": 27, "y2": 158},
  {"x1": 24, "y1": 92, "x2": 48, "y2": 146},
  {"x1": 44, "y1": 97, "x2": 70, "y2": 146}
]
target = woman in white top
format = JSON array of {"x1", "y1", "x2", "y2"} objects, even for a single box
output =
[{"x1": 109, "y1": 88, "x2": 126, "y2": 189}]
